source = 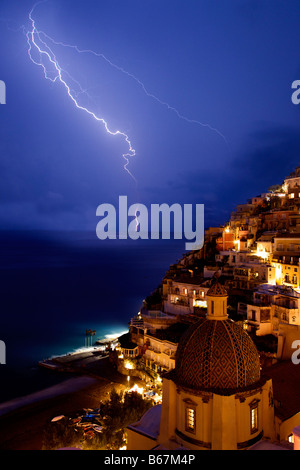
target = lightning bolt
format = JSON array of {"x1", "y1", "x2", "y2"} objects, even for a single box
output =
[
  {"x1": 40, "y1": 31, "x2": 228, "y2": 144},
  {"x1": 25, "y1": 2, "x2": 137, "y2": 183},
  {"x1": 24, "y1": 2, "x2": 229, "y2": 185},
  {"x1": 39, "y1": 31, "x2": 228, "y2": 146}
]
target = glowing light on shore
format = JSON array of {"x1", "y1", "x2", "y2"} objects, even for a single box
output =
[
  {"x1": 105, "y1": 330, "x2": 128, "y2": 340},
  {"x1": 128, "y1": 384, "x2": 144, "y2": 395},
  {"x1": 124, "y1": 360, "x2": 134, "y2": 370}
]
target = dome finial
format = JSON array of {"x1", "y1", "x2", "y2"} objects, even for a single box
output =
[
  {"x1": 206, "y1": 277, "x2": 228, "y2": 320},
  {"x1": 207, "y1": 278, "x2": 228, "y2": 298}
]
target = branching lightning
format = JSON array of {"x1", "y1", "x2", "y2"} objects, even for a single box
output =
[
  {"x1": 25, "y1": 2, "x2": 137, "y2": 183},
  {"x1": 24, "y1": 1, "x2": 228, "y2": 185},
  {"x1": 39, "y1": 32, "x2": 228, "y2": 144}
]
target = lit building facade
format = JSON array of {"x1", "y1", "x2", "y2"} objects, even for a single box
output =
[
  {"x1": 271, "y1": 234, "x2": 300, "y2": 289},
  {"x1": 163, "y1": 277, "x2": 208, "y2": 315},
  {"x1": 240, "y1": 284, "x2": 300, "y2": 360}
]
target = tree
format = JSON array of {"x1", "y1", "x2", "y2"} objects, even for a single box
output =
[
  {"x1": 100, "y1": 389, "x2": 154, "y2": 448},
  {"x1": 42, "y1": 417, "x2": 84, "y2": 450}
]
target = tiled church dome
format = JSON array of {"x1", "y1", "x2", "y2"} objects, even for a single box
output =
[{"x1": 174, "y1": 318, "x2": 261, "y2": 394}]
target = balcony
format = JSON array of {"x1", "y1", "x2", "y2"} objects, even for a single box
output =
[
  {"x1": 253, "y1": 299, "x2": 272, "y2": 307},
  {"x1": 151, "y1": 348, "x2": 161, "y2": 355},
  {"x1": 141, "y1": 310, "x2": 174, "y2": 319},
  {"x1": 275, "y1": 302, "x2": 296, "y2": 311},
  {"x1": 169, "y1": 295, "x2": 190, "y2": 306},
  {"x1": 130, "y1": 318, "x2": 144, "y2": 328},
  {"x1": 234, "y1": 273, "x2": 249, "y2": 280},
  {"x1": 162, "y1": 349, "x2": 176, "y2": 358},
  {"x1": 273, "y1": 257, "x2": 299, "y2": 266}
]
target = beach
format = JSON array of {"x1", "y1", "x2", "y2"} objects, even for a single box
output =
[{"x1": 0, "y1": 355, "x2": 144, "y2": 450}]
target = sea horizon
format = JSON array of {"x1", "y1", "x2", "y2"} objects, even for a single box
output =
[{"x1": 0, "y1": 229, "x2": 187, "y2": 403}]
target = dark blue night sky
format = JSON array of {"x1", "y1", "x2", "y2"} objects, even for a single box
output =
[{"x1": 1, "y1": 0, "x2": 300, "y2": 232}]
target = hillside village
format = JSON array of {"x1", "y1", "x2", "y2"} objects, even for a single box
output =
[{"x1": 115, "y1": 164, "x2": 300, "y2": 445}]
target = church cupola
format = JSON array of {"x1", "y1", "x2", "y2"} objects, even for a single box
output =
[{"x1": 206, "y1": 281, "x2": 228, "y2": 321}]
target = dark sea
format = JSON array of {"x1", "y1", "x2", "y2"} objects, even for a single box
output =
[{"x1": 0, "y1": 230, "x2": 185, "y2": 404}]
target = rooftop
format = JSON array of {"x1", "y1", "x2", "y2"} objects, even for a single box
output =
[
  {"x1": 274, "y1": 232, "x2": 300, "y2": 239},
  {"x1": 127, "y1": 404, "x2": 161, "y2": 440},
  {"x1": 147, "y1": 321, "x2": 192, "y2": 344},
  {"x1": 248, "y1": 439, "x2": 292, "y2": 450},
  {"x1": 118, "y1": 333, "x2": 138, "y2": 350},
  {"x1": 262, "y1": 361, "x2": 300, "y2": 421},
  {"x1": 254, "y1": 284, "x2": 300, "y2": 298},
  {"x1": 257, "y1": 232, "x2": 277, "y2": 241}
]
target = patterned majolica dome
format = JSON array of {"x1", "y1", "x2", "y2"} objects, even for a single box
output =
[{"x1": 174, "y1": 318, "x2": 261, "y2": 394}]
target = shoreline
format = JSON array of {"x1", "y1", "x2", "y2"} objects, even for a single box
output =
[
  {"x1": 0, "y1": 376, "x2": 100, "y2": 418},
  {"x1": 0, "y1": 354, "x2": 143, "y2": 450}
]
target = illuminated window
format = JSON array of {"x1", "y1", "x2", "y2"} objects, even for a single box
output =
[
  {"x1": 290, "y1": 193, "x2": 295, "y2": 199},
  {"x1": 249, "y1": 399, "x2": 259, "y2": 434},
  {"x1": 186, "y1": 407, "x2": 196, "y2": 433}
]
